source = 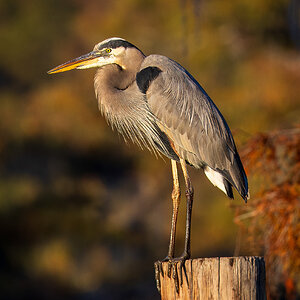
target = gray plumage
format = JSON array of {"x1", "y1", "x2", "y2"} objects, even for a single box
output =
[
  {"x1": 143, "y1": 55, "x2": 249, "y2": 200},
  {"x1": 48, "y1": 37, "x2": 249, "y2": 270},
  {"x1": 92, "y1": 42, "x2": 248, "y2": 201}
]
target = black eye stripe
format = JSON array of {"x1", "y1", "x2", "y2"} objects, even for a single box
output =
[{"x1": 98, "y1": 39, "x2": 141, "y2": 51}]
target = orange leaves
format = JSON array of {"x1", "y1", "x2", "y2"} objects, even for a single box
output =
[{"x1": 236, "y1": 127, "x2": 300, "y2": 298}]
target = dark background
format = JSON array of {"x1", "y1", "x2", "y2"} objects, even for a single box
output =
[{"x1": 0, "y1": 0, "x2": 299, "y2": 299}]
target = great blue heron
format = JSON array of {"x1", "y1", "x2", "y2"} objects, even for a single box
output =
[{"x1": 48, "y1": 37, "x2": 249, "y2": 288}]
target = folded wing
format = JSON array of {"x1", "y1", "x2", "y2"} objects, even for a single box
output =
[{"x1": 139, "y1": 55, "x2": 249, "y2": 201}]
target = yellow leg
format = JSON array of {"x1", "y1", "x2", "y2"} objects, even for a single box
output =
[
  {"x1": 167, "y1": 159, "x2": 181, "y2": 258},
  {"x1": 155, "y1": 159, "x2": 193, "y2": 293}
]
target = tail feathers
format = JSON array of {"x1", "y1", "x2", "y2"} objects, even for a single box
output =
[
  {"x1": 204, "y1": 166, "x2": 249, "y2": 201},
  {"x1": 224, "y1": 180, "x2": 234, "y2": 199},
  {"x1": 229, "y1": 157, "x2": 250, "y2": 202},
  {"x1": 204, "y1": 167, "x2": 233, "y2": 198},
  {"x1": 219, "y1": 153, "x2": 250, "y2": 202}
]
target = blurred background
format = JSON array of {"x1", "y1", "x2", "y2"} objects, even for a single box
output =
[{"x1": 0, "y1": 0, "x2": 299, "y2": 299}]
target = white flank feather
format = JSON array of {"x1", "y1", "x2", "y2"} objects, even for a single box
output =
[{"x1": 204, "y1": 167, "x2": 227, "y2": 195}]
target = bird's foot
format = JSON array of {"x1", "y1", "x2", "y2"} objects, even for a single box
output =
[
  {"x1": 167, "y1": 254, "x2": 190, "y2": 293},
  {"x1": 154, "y1": 256, "x2": 171, "y2": 293},
  {"x1": 154, "y1": 254, "x2": 189, "y2": 294}
]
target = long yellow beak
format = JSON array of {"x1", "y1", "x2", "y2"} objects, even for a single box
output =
[{"x1": 47, "y1": 51, "x2": 101, "y2": 74}]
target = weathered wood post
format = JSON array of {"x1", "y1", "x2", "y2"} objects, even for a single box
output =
[{"x1": 156, "y1": 256, "x2": 266, "y2": 300}]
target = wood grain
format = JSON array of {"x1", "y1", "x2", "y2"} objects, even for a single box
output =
[{"x1": 156, "y1": 256, "x2": 266, "y2": 300}]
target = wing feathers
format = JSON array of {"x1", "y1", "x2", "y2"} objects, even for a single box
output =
[{"x1": 140, "y1": 55, "x2": 249, "y2": 200}]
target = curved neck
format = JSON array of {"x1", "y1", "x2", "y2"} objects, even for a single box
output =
[
  {"x1": 94, "y1": 50, "x2": 145, "y2": 117},
  {"x1": 95, "y1": 51, "x2": 144, "y2": 91}
]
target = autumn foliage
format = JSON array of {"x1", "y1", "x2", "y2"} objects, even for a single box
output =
[
  {"x1": 0, "y1": 0, "x2": 300, "y2": 299},
  {"x1": 236, "y1": 127, "x2": 300, "y2": 299}
]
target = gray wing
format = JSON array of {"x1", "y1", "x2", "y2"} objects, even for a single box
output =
[{"x1": 140, "y1": 55, "x2": 249, "y2": 200}]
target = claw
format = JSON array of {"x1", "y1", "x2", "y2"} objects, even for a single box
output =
[
  {"x1": 167, "y1": 261, "x2": 172, "y2": 278},
  {"x1": 179, "y1": 259, "x2": 189, "y2": 287},
  {"x1": 154, "y1": 256, "x2": 190, "y2": 294},
  {"x1": 170, "y1": 255, "x2": 190, "y2": 289},
  {"x1": 172, "y1": 262, "x2": 179, "y2": 293},
  {"x1": 154, "y1": 261, "x2": 162, "y2": 293},
  {"x1": 158, "y1": 260, "x2": 164, "y2": 278}
]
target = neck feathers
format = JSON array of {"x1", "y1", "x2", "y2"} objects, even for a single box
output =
[{"x1": 94, "y1": 49, "x2": 145, "y2": 120}]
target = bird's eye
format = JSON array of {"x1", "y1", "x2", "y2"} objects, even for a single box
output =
[{"x1": 105, "y1": 48, "x2": 112, "y2": 53}]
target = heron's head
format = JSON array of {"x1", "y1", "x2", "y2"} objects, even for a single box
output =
[{"x1": 48, "y1": 37, "x2": 144, "y2": 74}]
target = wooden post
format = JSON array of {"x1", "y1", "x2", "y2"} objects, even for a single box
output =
[{"x1": 156, "y1": 256, "x2": 266, "y2": 300}]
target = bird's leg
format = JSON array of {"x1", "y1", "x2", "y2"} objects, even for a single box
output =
[
  {"x1": 156, "y1": 159, "x2": 194, "y2": 293},
  {"x1": 168, "y1": 159, "x2": 194, "y2": 289},
  {"x1": 154, "y1": 159, "x2": 181, "y2": 292},
  {"x1": 180, "y1": 158, "x2": 194, "y2": 260},
  {"x1": 168, "y1": 160, "x2": 181, "y2": 259}
]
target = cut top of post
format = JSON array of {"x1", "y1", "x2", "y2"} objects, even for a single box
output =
[{"x1": 156, "y1": 256, "x2": 266, "y2": 300}]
